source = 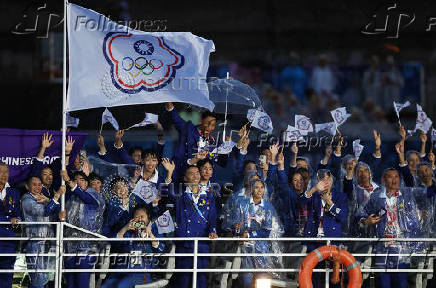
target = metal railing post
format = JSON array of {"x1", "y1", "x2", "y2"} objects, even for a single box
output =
[
  {"x1": 193, "y1": 239, "x2": 198, "y2": 288},
  {"x1": 325, "y1": 240, "x2": 331, "y2": 288},
  {"x1": 54, "y1": 222, "x2": 60, "y2": 288},
  {"x1": 57, "y1": 222, "x2": 64, "y2": 288}
]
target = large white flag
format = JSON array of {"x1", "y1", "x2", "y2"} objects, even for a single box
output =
[
  {"x1": 249, "y1": 109, "x2": 273, "y2": 134},
  {"x1": 414, "y1": 104, "x2": 433, "y2": 133},
  {"x1": 393, "y1": 100, "x2": 410, "y2": 118},
  {"x1": 131, "y1": 113, "x2": 159, "y2": 128},
  {"x1": 330, "y1": 107, "x2": 351, "y2": 127},
  {"x1": 102, "y1": 108, "x2": 119, "y2": 130},
  {"x1": 315, "y1": 122, "x2": 337, "y2": 136},
  {"x1": 67, "y1": 3, "x2": 215, "y2": 112},
  {"x1": 294, "y1": 115, "x2": 313, "y2": 135}
]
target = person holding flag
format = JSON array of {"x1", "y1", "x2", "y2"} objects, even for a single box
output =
[
  {"x1": 30, "y1": 133, "x2": 75, "y2": 199},
  {"x1": 397, "y1": 125, "x2": 429, "y2": 187},
  {"x1": 165, "y1": 102, "x2": 229, "y2": 183}
]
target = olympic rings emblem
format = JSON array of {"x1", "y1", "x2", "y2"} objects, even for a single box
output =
[{"x1": 122, "y1": 56, "x2": 164, "y2": 77}]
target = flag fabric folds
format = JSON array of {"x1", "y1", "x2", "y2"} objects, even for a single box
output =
[
  {"x1": 294, "y1": 115, "x2": 313, "y2": 135},
  {"x1": 101, "y1": 108, "x2": 120, "y2": 130},
  {"x1": 67, "y1": 3, "x2": 215, "y2": 112},
  {"x1": 131, "y1": 113, "x2": 159, "y2": 128},
  {"x1": 330, "y1": 107, "x2": 351, "y2": 127},
  {"x1": 156, "y1": 210, "x2": 175, "y2": 234},
  {"x1": 248, "y1": 109, "x2": 273, "y2": 134},
  {"x1": 393, "y1": 100, "x2": 410, "y2": 119},
  {"x1": 315, "y1": 122, "x2": 337, "y2": 136},
  {"x1": 66, "y1": 113, "x2": 80, "y2": 128},
  {"x1": 352, "y1": 139, "x2": 364, "y2": 160}
]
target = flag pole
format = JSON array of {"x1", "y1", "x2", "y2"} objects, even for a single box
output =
[
  {"x1": 61, "y1": 0, "x2": 68, "y2": 211},
  {"x1": 99, "y1": 123, "x2": 104, "y2": 135},
  {"x1": 58, "y1": 1, "x2": 67, "y2": 288},
  {"x1": 222, "y1": 72, "x2": 230, "y2": 142}
]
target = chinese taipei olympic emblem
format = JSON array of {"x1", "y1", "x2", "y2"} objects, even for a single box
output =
[
  {"x1": 297, "y1": 118, "x2": 310, "y2": 131},
  {"x1": 158, "y1": 214, "x2": 170, "y2": 227},
  {"x1": 334, "y1": 111, "x2": 344, "y2": 123},
  {"x1": 258, "y1": 115, "x2": 271, "y2": 131},
  {"x1": 103, "y1": 32, "x2": 185, "y2": 93}
]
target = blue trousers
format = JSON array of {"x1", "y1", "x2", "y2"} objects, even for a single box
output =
[
  {"x1": 64, "y1": 256, "x2": 96, "y2": 288},
  {"x1": 0, "y1": 256, "x2": 16, "y2": 288},
  {"x1": 102, "y1": 273, "x2": 151, "y2": 288},
  {"x1": 172, "y1": 244, "x2": 209, "y2": 288}
]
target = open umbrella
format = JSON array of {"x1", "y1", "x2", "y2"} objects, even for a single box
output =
[{"x1": 207, "y1": 75, "x2": 262, "y2": 140}]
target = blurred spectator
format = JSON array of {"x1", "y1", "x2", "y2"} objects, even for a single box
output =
[
  {"x1": 310, "y1": 54, "x2": 337, "y2": 107},
  {"x1": 280, "y1": 52, "x2": 307, "y2": 102},
  {"x1": 381, "y1": 55, "x2": 404, "y2": 110},
  {"x1": 362, "y1": 55, "x2": 382, "y2": 106}
]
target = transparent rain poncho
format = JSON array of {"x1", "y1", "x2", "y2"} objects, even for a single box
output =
[
  {"x1": 348, "y1": 161, "x2": 380, "y2": 237},
  {"x1": 21, "y1": 193, "x2": 56, "y2": 286},
  {"x1": 362, "y1": 168, "x2": 434, "y2": 265},
  {"x1": 233, "y1": 180, "x2": 285, "y2": 280},
  {"x1": 413, "y1": 162, "x2": 436, "y2": 238},
  {"x1": 222, "y1": 170, "x2": 261, "y2": 232},
  {"x1": 404, "y1": 150, "x2": 421, "y2": 187},
  {"x1": 64, "y1": 186, "x2": 106, "y2": 253},
  {"x1": 87, "y1": 155, "x2": 138, "y2": 204},
  {"x1": 64, "y1": 156, "x2": 140, "y2": 253}
]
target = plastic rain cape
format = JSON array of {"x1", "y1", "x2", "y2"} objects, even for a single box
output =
[
  {"x1": 234, "y1": 196, "x2": 285, "y2": 280},
  {"x1": 65, "y1": 156, "x2": 138, "y2": 252}
]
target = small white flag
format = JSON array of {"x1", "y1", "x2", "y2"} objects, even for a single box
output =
[
  {"x1": 352, "y1": 139, "x2": 364, "y2": 160},
  {"x1": 295, "y1": 115, "x2": 313, "y2": 136},
  {"x1": 393, "y1": 101, "x2": 410, "y2": 118},
  {"x1": 247, "y1": 109, "x2": 257, "y2": 122},
  {"x1": 432, "y1": 128, "x2": 436, "y2": 142},
  {"x1": 249, "y1": 109, "x2": 273, "y2": 134},
  {"x1": 414, "y1": 104, "x2": 433, "y2": 133},
  {"x1": 133, "y1": 179, "x2": 157, "y2": 204},
  {"x1": 102, "y1": 108, "x2": 119, "y2": 130},
  {"x1": 285, "y1": 125, "x2": 304, "y2": 142},
  {"x1": 66, "y1": 113, "x2": 80, "y2": 128},
  {"x1": 156, "y1": 210, "x2": 175, "y2": 234},
  {"x1": 330, "y1": 107, "x2": 351, "y2": 127},
  {"x1": 315, "y1": 122, "x2": 337, "y2": 136},
  {"x1": 131, "y1": 113, "x2": 159, "y2": 128},
  {"x1": 214, "y1": 140, "x2": 236, "y2": 154}
]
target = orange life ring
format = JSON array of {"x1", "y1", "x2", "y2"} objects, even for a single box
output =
[{"x1": 298, "y1": 245, "x2": 362, "y2": 288}]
